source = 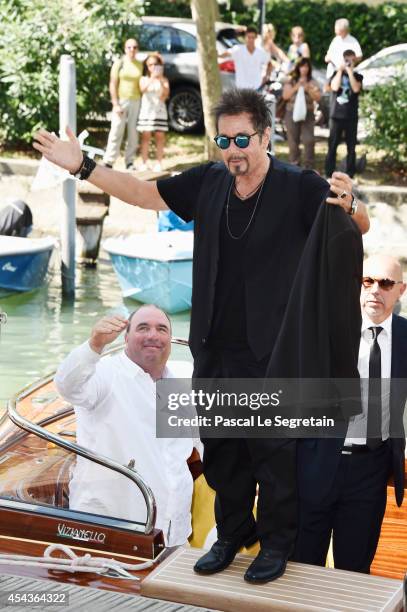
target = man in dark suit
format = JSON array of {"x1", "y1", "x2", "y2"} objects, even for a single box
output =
[{"x1": 294, "y1": 254, "x2": 406, "y2": 573}]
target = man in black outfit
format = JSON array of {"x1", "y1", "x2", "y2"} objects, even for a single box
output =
[
  {"x1": 33, "y1": 89, "x2": 369, "y2": 583},
  {"x1": 325, "y1": 49, "x2": 363, "y2": 178},
  {"x1": 294, "y1": 254, "x2": 406, "y2": 573}
]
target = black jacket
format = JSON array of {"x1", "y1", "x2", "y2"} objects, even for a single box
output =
[{"x1": 185, "y1": 158, "x2": 327, "y2": 359}]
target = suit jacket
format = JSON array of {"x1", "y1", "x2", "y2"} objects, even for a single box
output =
[
  {"x1": 298, "y1": 313, "x2": 407, "y2": 506},
  {"x1": 264, "y1": 200, "x2": 364, "y2": 503}
]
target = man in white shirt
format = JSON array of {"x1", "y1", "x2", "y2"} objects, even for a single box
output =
[
  {"x1": 293, "y1": 254, "x2": 406, "y2": 573},
  {"x1": 54, "y1": 305, "x2": 195, "y2": 547},
  {"x1": 220, "y1": 26, "x2": 271, "y2": 90},
  {"x1": 325, "y1": 18, "x2": 362, "y2": 79}
]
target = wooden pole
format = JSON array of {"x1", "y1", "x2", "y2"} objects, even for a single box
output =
[{"x1": 59, "y1": 55, "x2": 76, "y2": 298}]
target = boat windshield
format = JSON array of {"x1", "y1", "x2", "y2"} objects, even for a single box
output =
[{"x1": 1, "y1": 340, "x2": 193, "y2": 544}]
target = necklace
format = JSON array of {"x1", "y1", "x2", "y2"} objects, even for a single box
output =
[
  {"x1": 234, "y1": 176, "x2": 265, "y2": 200},
  {"x1": 226, "y1": 174, "x2": 267, "y2": 240}
]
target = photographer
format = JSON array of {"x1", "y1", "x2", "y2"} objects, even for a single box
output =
[
  {"x1": 137, "y1": 53, "x2": 170, "y2": 172},
  {"x1": 325, "y1": 49, "x2": 363, "y2": 178}
]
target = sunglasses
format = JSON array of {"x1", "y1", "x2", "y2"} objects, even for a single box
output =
[
  {"x1": 362, "y1": 277, "x2": 403, "y2": 291},
  {"x1": 126, "y1": 45, "x2": 138, "y2": 49},
  {"x1": 214, "y1": 132, "x2": 258, "y2": 150}
]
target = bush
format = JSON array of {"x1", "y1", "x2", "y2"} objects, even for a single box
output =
[
  {"x1": 360, "y1": 74, "x2": 407, "y2": 169},
  {"x1": 0, "y1": 0, "x2": 143, "y2": 146},
  {"x1": 221, "y1": 0, "x2": 407, "y2": 67}
]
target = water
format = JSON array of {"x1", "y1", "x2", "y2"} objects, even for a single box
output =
[{"x1": 0, "y1": 252, "x2": 191, "y2": 412}]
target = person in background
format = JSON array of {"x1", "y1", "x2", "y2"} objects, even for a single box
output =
[
  {"x1": 220, "y1": 26, "x2": 271, "y2": 90},
  {"x1": 286, "y1": 26, "x2": 311, "y2": 73},
  {"x1": 294, "y1": 254, "x2": 406, "y2": 573},
  {"x1": 261, "y1": 23, "x2": 289, "y2": 67},
  {"x1": 102, "y1": 38, "x2": 143, "y2": 171},
  {"x1": 325, "y1": 49, "x2": 363, "y2": 178},
  {"x1": 282, "y1": 58, "x2": 321, "y2": 169},
  {"x1": 325, "y1": 18, "x2": 362, "y2": 79},
  {"x1": 137, "y1": 53, "x2": 170, "y2": 173}
]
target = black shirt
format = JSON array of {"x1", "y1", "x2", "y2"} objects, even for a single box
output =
[
  {"x1": 329, "y1": 70, "x2": 363, "y2": 121},
  {"x1": 157, "y1": 161, "x2": 329, "y2": 350}
]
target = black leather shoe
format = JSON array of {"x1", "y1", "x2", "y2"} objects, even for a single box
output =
[
  {"x1": 194, "y1": 534, "x2": 258, "y2": 575},
  {"x1": 244, "y1": 548, "x2": 288, "y2": 584}
]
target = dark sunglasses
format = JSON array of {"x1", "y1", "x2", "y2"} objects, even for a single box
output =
[
  {"x1": 362, "y1": 277, "x2": 403, "y2": 291},
  {"x1": 214, "y1": 132, "x2": 258, "y2": 150}
]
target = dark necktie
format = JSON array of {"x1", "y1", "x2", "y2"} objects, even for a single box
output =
[{"x1": 366, "y1": 326, "x2": 383, "y2": 449}]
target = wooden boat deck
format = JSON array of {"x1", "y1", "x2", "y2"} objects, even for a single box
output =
[
  {"x1": 0, "y1": 571, "x2": 216, "y2": 612},
  {"x1": 141, "y1": 548, "x2": 403, "y2": 612}
]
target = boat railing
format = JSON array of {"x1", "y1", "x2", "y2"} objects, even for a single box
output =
[{"x1": 7, "y1": 337, "x2": 190, "y2": 537}]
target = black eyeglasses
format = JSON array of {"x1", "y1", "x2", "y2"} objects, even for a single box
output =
[
  {"x1": 214, "y1": 132, "x2": 258, "y2": 150},
  {"x1": 362, "y1": 277, "x2": 403, "y2": 291}
]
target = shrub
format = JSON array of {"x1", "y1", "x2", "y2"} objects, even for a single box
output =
[
  {"x1": 0, "y1": 0, "x2": 143, "y2": 146},
  {"x1": 360, "y1": 73, "x2": 407, "y2": 169}
]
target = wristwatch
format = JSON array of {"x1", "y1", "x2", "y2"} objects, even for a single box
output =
[
  {"x1": 70, "y1": 154, "x2": 97, "y2": 181},
  {"x1": 348, "y1": 194, "x2": 358, "y2": 216}
]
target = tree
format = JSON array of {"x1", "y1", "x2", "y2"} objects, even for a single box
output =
[{"x1": 190, "y1": 0, "x2": 222, "y2": 160}]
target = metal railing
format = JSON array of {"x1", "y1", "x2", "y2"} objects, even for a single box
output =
[{"x1": 7, "y1": 337, "x2": 190, "y2": 536}]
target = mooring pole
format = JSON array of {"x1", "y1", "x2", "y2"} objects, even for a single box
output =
[{"x1": 59, "y1": 55, "x2": 77, "y2": 298}]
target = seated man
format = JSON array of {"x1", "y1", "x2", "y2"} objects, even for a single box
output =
[{"x1": 55, "y1": 304, "x2": 195, "y2": 546}]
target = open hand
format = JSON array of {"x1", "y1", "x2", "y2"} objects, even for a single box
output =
[
  {"x1": 89, "y1": 315, "x2": 129, "y2": 354},
  {"x1": 33, "y1": 126, "x2": 83, "y2": 174}
]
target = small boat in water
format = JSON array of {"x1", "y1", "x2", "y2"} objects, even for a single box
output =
[
  {"x1": 0, "y1": 235, "x2": 56, "y2": 293},
  {"x1": 103, "y1": 231, "x2": 193, "y2": 314}
]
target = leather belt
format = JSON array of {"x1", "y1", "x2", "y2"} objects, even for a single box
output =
[{"x1": 341, "y1": 440, "x2": 388, "y2": 455}]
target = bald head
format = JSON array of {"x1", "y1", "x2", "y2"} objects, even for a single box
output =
[{"x1": 361, "y1": 255, "x2": 406, "y2": 323}]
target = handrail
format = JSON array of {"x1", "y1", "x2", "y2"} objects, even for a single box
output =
[{"x1": 7, "y1": 337, "x2": 190, "y2": 536}]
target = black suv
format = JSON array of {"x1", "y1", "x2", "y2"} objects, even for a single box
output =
[{"x1": 134, "y1": 17, "x2": 244, "y2": 133}]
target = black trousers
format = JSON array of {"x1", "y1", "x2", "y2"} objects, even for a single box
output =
[
  {"x1": 292, "y1": 441, "x2": 392, "y2": 573},
  {"x1": 194, "y1": 346, "x2": 297, "y2": 553},
  {"x1": 325, "y1": 118, "x2": 358, "y2": 178}
]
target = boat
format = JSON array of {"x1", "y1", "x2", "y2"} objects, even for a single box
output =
[
  {"x1": 0, "y1": 235, "x2": 56, "y2": 293},
  {"x1": 0, "y1": 341, "x2": 405, "y2": 610},
  {"x1": 103, "y1": 231, "x2": 193, "y2": 314}
]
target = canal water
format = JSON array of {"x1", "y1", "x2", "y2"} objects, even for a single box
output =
[{"x1": 0, "y1": 252, "x2": 191, "y2": 413}]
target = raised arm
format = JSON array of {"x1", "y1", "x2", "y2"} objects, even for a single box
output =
[
  {"x1": 33, "y1": 127, "x2": 168, "y2": 211},
  {"x1": 54, "y1": 315, "x2": 128, "y2": 409}
]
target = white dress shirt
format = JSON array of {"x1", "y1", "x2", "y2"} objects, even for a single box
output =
[
  {"x1": 54, "y1": 341, "x2": 194, "y2": 546},
  {"x1": 231, "y1": 45, "x2": 270, "y2": 90},
  {"x1": 345, "y1": 314, "x2": 392, "y2": 445},
  {"x1": 326, "y1": 34, "x2": 362, "y2": 78}
]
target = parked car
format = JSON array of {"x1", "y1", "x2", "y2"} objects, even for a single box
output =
[
  {"x1": 133, "y1": 17, "x2": 244, "y2": 133},
  {"x1": 357, "y1": 44, "x2": 407, "y2": 89}
]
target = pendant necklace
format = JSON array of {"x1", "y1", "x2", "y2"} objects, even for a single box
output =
[{"x1": 226, "y1": 174, "x2": 267, "y2": 240}]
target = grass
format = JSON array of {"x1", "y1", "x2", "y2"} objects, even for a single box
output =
[{"x1": 1, "y1": 128, "x2": 405, "y2": 185}]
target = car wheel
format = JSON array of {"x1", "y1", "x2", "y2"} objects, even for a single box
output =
[{"x1": 168, "y1": 87, "x2": 204, "y2": 133}]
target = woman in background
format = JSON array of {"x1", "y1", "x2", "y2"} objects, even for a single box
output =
[
  {"x1": 282, "y1": 57, "x2": 321, "y2": 169},
  {"x1": 137, "y1": 52, "x2": 169, "y2": 172},
  {"x1": 287, "y1": 26, "x2": 311, "y2": 72}
]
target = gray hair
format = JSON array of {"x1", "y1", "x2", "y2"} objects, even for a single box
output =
[{"x1": 335, "y1": 18, "x2": 349, "y2": 31}]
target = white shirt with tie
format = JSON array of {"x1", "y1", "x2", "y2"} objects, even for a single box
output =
[{"x1": 345, "y1": 314, "x2": 392, "y2": 445}]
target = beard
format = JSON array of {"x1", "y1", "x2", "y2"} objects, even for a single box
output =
[{"x1": 227, "y1": 156, "x2": 249, "y2": 176}]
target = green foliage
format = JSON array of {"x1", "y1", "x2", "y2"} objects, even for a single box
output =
[
  {"x1": 0, "y1": 0, "x2": 144, "y2": 146},
  {"x1": 221, "y1": 0, "x2": 407, "y2": 67},
  {"x1": 360, "y1": 73, "x2": 407, "y2": 168},
  {"x1": 144, "y1": 0, "x2": 191, "y2": 18}
]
